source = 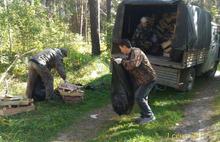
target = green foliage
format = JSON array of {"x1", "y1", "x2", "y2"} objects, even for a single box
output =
[
  {"x1": 104, "y1": 22, "x2": 114, "y2": 49},
  {"x1": 0, "y1": 0, "x2": 74, "y2": 54},
  {"x1": 0, "y1": 45, "x2": 111, "y2": 142},
  {"x1": 210, "y1": 6, "x2": 219, "y2": 17}
]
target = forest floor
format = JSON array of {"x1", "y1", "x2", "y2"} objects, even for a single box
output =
[
  {"x1": 53, "y1": 104, "x2": 117, "y2": 142},
  {"x1": 174, "y1": 71, "x2": 220, "y2": 142},
  {"x1": 52, "y1": 72, "x2": 220, "y2": 142},
  {"x1": 1, "y1": 44, "x2": 220, "y2": 141}
]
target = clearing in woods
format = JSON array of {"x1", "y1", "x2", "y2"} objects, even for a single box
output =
[{"x1": 53, "y1": 72, "x2": 220, "y2": 142}]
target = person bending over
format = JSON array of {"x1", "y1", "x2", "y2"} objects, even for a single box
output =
[
  {"x1": 26, "y1": 48, "x2": 68, "y2": 100},
  {"x1": 114, "y1": 39, "x2": 157, "y2": 124}
]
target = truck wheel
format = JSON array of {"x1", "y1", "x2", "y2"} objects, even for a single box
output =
[
  {"x1": 205, "y1": 62, "x2": 219, "y2": 78},
  {"x1": 179, "y1": 68, "x2": 196, "y2": 92}
]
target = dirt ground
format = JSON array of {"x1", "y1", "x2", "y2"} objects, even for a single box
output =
[
  {"x1": 175, "y1": 71, "x2": 220, "y2": 142},
  {"x1": 52, "y1": 72, "x2": 220, "y2": 142},
  {"x1": 52, "y1": 104, "x2": 117, "y2": 142}
]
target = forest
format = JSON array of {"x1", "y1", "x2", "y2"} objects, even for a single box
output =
[{"x1": 0, "y1": 0, "x2": 220, "y2": 142}]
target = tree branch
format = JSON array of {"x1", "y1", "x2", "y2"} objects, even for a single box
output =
[{"x1": 0, "y1": 49, "x2": 37, "y2": 83}]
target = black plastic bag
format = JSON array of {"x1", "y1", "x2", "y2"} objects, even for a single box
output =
[
  {"x1": 111, "y1": 61, "x2": 135, "y2": 115},
  {"x1": 32, "y1": 75, "x2": 46, "y2": 101}
]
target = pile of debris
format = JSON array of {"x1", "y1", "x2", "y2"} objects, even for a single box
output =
[
  {"x1": 58, "y1": 82, "x2": 84, "y2": 103},
  {"x1": 0, "y1": 95, "x2": 34, "y2": 116}
]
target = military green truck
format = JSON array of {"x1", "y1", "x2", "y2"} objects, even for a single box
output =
[{"x1": 111, "y1": 0, "x2": 220, "y2": 91}]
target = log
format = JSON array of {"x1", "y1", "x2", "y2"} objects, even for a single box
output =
[
  {"x1": 164, "y1": 47, "x2": 172, "y2": 53},
  {"x1": 163, "y1": 52, "x2": 170, "y2": 58},
  {"x1": 161, "y1": 40, "x2": 172, "y2": 49}
]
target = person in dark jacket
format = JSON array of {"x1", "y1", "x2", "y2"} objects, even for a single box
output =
[
  {"x1": 131, "y1": 17, "x2": 156, "y2": 53},
  {"x1": 114, "y1": 39, "x2": 156, "y2": 124},
  {"x1": 26, "y1": 48, "x2": 68, "y2": 100}
]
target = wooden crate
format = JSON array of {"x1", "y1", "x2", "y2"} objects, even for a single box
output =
[
  {"x1": 0, "y1": 103, "x2": 35, "y2": 116},
  {"x1": 0, "y1": 99, "x2": 33, "y2": 107},
  {"x1": 58, "y1": 83, "x2": 84, "y2": 103},
  {"x1": 0, "y1": 98, "x2": 35, "y2": 116}
]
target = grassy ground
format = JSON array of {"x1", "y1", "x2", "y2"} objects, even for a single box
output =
[
  {"x1": 0, "y1": 84, "x2": 110, "y2": 142},
  {"x1": 209, "y1": 90, "x2": 220, "y2": 141},
  {"x1": 0, "y1": 43, "x2": 111, "y2": 142},
  {"x1": 90, "y1": 86, "x2": 199, "y2": 142},
  {"x1": 0, "y1": 45, "x2": 219, "y2": 142},
  {"x1": 90, "y1": 66, "x2": 220, "y2": 142}
]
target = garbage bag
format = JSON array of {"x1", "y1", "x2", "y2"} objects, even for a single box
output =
[
  {"x1": 32, "y1": 75, "x2": 46, "y2": 101},
  {"x1": 111, "y1": 61, "x2": 135, "y2": 115}
]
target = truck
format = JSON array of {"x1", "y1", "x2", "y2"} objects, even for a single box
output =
[{"x1": 111, "y1": 0, "x2": 220, "y2": 91}]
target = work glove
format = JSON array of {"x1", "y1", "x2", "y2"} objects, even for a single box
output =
[{"x1": 114, "y1": 58, "x2": 122, "y2": 64}]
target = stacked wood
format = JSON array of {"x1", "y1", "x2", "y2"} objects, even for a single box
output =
[
  {"x1": 161, "y1": 40, "x2": 172, "y2": 49},
  {"x1": 0, "y1": 95, "x2": 34, "y2": 116},
  {"x1": 58, "y1": 82, "x2": 84, "y2": 103},
  {"x1": 158, "y1": 13, "x2": 177, "y2": 58},
  {"x1": 161, "y1": 40, "x2": 172, "y2": 58}
]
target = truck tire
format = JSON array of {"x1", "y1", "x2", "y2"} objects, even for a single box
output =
[
  {"x1": 179, "y1": 68, "x2": 196, "y2": 92},
  {"x1": 205, "y1": 62, "x2": 219, "y2": 78}
]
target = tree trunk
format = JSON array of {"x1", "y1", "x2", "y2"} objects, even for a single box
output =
[
  {"x1": 106, "y1": 0, "x2": 112, "y2": 23},
  {"x1": 88, "y1": 0, "x2": 101, "y2": 55},
  {"x1": 85, "y1": 1, "x2": 89, "y2": 42},
  {"x1": 80, "y1": 0, "x2": 84, "y2": 36},
  {"x1": 106, "y1": 0, "x2": 112, "y2": 49},
  {"x1": 46, "y1": 0, "x2": 54, "y2": 13},
  {"x1": 4, "y1": 0, "x2": 12, "y2": 53},
  {"x1": 217, "y1": 0, "x2": 220, "y2": 10},
  {"x1": 42, "y1": 0, "x2": 46, "y2": 7}
]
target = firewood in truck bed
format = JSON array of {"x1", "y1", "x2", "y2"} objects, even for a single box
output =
[
  {"x1": 161, "y1": 40, "x2": 172, "y2": 49},
  {"x1": 164, "y1": 47, "x2": 172, "y2": 53}
]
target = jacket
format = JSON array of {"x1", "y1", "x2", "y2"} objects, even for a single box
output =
[
  {"x1": 30, "y1": 48, "x2": 66, "y2": 80},
  {"x1": 122, "y1": 48, "x2": 156, "y2": 86}
]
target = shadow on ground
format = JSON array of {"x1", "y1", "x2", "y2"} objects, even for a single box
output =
[{"x1": 92, "y1": 76, "x2": 220, "y2": 142}]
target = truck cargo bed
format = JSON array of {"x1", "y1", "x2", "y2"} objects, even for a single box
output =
[
  {"x1": 148, "y1": 49, "x2": 208, "y2": 69},
  {"x1": 148, "y1": 55, "x2": 183, "y2": 69}
]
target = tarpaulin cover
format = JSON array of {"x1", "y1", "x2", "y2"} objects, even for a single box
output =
[
  {"x1": 172, "y1": 3, "x2": 212, "y2": 50},
  {"x1": 111, "y1": 61, "x2": 135, "y2": 115}
]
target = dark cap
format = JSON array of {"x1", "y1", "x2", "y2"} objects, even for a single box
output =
[{"x1": 60, "y1": 48, "x2": 68, "y2": 57}]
